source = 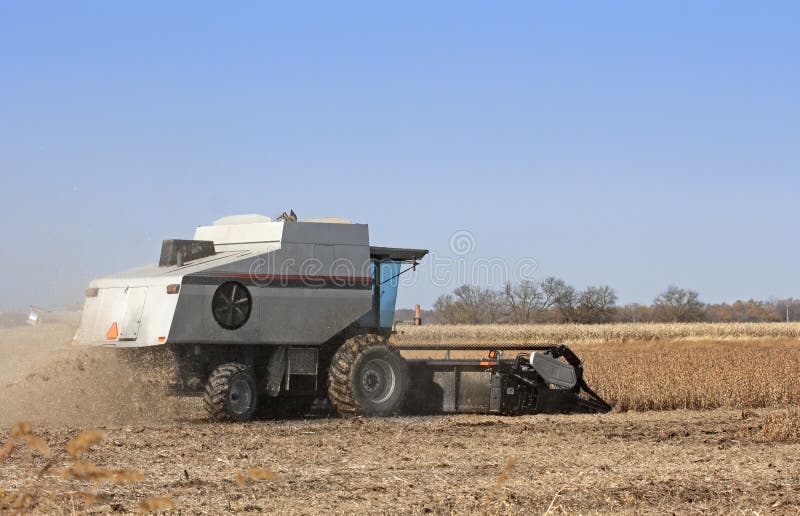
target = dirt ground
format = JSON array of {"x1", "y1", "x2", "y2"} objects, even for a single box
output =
[
  {"x1": 2, "y1": 409, "x2": 799, "y2": 514},
  {"x1": 1, "y1": 321, "x2": 800, "y2": 514}
]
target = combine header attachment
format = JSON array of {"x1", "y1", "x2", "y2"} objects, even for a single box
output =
[
  {"x1": 401, "y1": 345, "x2": 611, "y2": 415},
  {"x1": 74, "y1": 212, "x2": 611, "y2": 421}
]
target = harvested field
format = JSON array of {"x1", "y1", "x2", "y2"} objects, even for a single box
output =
[
  {"x1": 1, "y1": 410, "x2": 800, "y2": 513},
  {"x1": 2, "y1": 320, "x2": 800, "y2": 513},
  {"x1": 393, "y1": 322, "x2": 800, "y2": 346}
]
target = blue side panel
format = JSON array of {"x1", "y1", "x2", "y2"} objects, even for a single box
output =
[
  {"x1": 378, "y1": 261, "x2": 401, "y2": 328},
  {"x1": 356, "y1": 261, "x2": 378, "y2": 327},
  {"x1": 355, "y1": 260, "x2": 401, "y2": 329}
]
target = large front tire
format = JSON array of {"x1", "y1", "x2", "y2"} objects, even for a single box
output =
[
  {"x1": 203, "y1": 363, "x2": 258, "y2": 422},
  {"x1": 328, "y1": 335, "x2": 408, "y2": 417}
]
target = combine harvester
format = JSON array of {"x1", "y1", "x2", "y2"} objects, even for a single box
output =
[{"x1": 75, "y1": 213, "x2": 611, "y2": 421}]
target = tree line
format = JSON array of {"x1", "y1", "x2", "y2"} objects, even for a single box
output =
[{"x1": 406, "y1": 279, "x2": 800, "y2": 324}]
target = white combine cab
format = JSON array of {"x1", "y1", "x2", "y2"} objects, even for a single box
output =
[{"x1": 76, "y1": 213, "x2": 425, "y2": 420}]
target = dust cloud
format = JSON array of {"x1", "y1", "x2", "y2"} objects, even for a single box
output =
[{"x1": 0, "y1": 313, "x2": 197, "y2": 427}]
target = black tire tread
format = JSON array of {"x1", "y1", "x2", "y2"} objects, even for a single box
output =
[
  {"x1": 203, "y1": 362, "x2": 251, "y2": 421},
  {"x1": 327, "y1": 335, "x2": 406, "y2": 417}
]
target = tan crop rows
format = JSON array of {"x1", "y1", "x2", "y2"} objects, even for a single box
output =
[
  {"x1": 392, "y1": 322, "x2": 800, "y2": 346},
  {"x1": 578, "y1": 340, "x2": 800, "y2": 411}
]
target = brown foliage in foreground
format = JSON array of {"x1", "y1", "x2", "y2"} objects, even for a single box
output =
[
  {"x1": 0, "y1": 423, "x2": 150, "y2": 512},
  {"x1": 66, "y1": 430, "x2": 107, "y2": 457},
  {"x1": 0, "y1": 420, "x2": 286, "y2": 513}
]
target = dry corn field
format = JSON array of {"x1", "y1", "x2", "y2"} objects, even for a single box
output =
[
  {"x1": 578, "y1": 340, "x2": 800, "y2": 411},
  {"x1": 2, "y1": 320, "x2": 800, "y2": 513},
  {"x1": 393, "y1": 321, "x2": 800, "y2": 346}
]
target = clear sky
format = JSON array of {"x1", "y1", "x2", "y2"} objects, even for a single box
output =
[{"x1": 1, "y1": 1, "x2": 798, "y2": 312}]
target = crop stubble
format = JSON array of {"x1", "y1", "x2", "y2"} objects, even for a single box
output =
[{"x1": 1, "y1": 320, "x2": 800, "y2": 513}]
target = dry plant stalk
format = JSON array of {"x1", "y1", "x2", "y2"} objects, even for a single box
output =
[
  {"x1": 60, "y1": 462, "x2": 144, "y2": 483},
  {"x1": 137, "y1": 495, "x2": 176, "y2": 512},
  {"x1": 1, "y1": 423, "x2": 150, "y2": 513},
  {"x1": 10, "y1": 421, "x2": 33, "y2": 438},
  {"x1": 61, "y1": 462, "x2": 114, "y2": 482},
  {"x1": 67, "y1": 430, "x2": 107, "y2": 457},
  {"x1": 69, "y1": 491, "x2": 110, "y2": 507},
  {"x1": 495, "y1": 457, "x2": 518, "y2": 488},
  {"x1": 113, "y1": 469, "x2": 146, "y2": 483},
  {"x1": 236, "y1": 467, "x2": 280, "y2": 486},
  {"x1": 0, "y1": 439, "x2": 15, "y2": 461},
  {"x1": 23, "y1": 435, "x2": 50, "y2": 457},
  {"x1": 1, "y1": 421, "x2": 50, "y2": 460},
  {"x1": 235, "y1": 471, "x2": 247, "y2": 487},
  {"x1": 247, "y1": 467, "x2": 280, "y2": 481},
  {"x1": 11, "y1": 489, "x2": 34, "y2": 511}
]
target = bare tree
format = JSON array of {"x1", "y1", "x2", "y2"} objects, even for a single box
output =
[
  {"x1": 541, "y1": 276, "x2": 577, "y2": 323},
  {"x1": 433, "y1": 294, "x2": 459, "y2": 324},
  {"x1": 503, "y1": 282, "x2": 519, "y2": 322},
  {"x1": 764, "y1": 297, "x2": 800, "y2": 322},
  {"x1": 451, "y1": 285, "x2": 485, "y2": 324},
  {"x1": 615, "y1": 303, "x2": 654, "y2": 323},
  {"x1": 504, "y1": 280, "x2": 544, "y2": 323},
  {"x1": 431, "y1": 281, "x2": 796, "y2": 325},
  {"x1": 653, "y1": 285, "x2": 705, "y2": 322},
  {"x1": 434, "y1": 285, "x2": 505, "y2": 324},
  {"x1": 576, "y1": 285, "x2": 617, "y2": 323},
  {"x1": 484, "y1": 289, "x2": 506, "y2": 324}
]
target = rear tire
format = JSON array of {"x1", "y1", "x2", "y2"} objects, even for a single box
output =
[
  {"x1": 203, "y1": 363, "x2": 258, "y2": 422},
  {"x1": 328, "y1": 335, "x2": 408, "y2": 417}
]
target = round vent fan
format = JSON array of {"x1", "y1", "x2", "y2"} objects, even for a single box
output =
[{"x1": 212, "y1": 281, "x2": 252, "y2": 330}]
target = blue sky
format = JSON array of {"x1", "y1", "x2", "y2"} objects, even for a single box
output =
[{"x1": 1, "y1": 1, "x2": 798, "y2": 312}]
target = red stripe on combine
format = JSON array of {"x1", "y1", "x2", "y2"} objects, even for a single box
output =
[{"x1": 202, "y1": 273, "x2": 373, "y2": 282}]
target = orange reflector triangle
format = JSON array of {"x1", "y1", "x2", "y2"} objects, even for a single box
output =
[{"x1": 106, "y1": 322, "x2": 119, "y2": 340}]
